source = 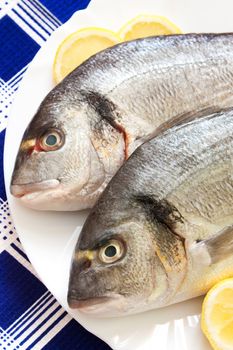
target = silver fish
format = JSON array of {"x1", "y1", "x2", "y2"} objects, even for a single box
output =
[
  {"x1": 68, "y1": 110, "x2": 233, "y2": 317},
  {"x1": 11, "y1": 33, "x2": 233, "y2": 210}
]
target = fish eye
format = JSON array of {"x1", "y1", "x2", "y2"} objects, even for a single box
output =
[
  {"x1": 40, "y1": 129, "x2": 64, "y2": 151},
  {"x1": 99, "y1": 239, "x2": 124, "y2": 264}
]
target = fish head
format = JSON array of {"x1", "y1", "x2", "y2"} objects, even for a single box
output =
[
  {"x1": 10, "y1": 87, "x2": 115, "y2": 211},
  {"x1": 67, "y1": 204, "x2": 177, "y2": 317}
]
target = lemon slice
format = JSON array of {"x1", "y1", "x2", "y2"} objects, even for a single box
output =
[
  {"x1": 53, "y1": 27, "x2": 121, "y2": 83},
  {"x1": 201, "y1": 278, "x2": 233, "y2": 350},
  {"x1": 119, "y1": 14, "x2": 182, "y2": 41}
]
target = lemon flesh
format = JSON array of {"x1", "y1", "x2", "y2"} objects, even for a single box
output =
[
  {"x1": 53, "y1": 16, "x2": 181, "y2": 84},
  {"x1": 119, "y1": 15, "x2": 182, "y2": 41},
  {"x1": 53, "y1": 28, "x2": 121, "y2": 83},
  {"x1": 202, "y1": 278, "x2": 233, "y2": 350}
]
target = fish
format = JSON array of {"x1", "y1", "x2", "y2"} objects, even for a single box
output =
[
  {"x1": 10, "y1": 33, "x2": 233, "y2": 211},
  {"x1": 67, "y1": 109, "x2": 233, "y2": 317}
]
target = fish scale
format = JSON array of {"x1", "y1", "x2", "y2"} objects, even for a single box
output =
[
  {"x1": 68, "y1": 110, "x2": 233, "y2": 316},
  {"x1": 11, "y1": 33, "x2": 233, "y2": 211}
]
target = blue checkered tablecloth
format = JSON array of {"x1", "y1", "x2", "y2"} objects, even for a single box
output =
[{"x1": 0, "y1": 1, "x2": 111, "y2": 349}]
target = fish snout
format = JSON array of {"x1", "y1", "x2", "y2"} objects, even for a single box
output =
[
  {"x1": 67, "y1": 275, "x2": 102, "y2": 311},
  {"x1": 67, "y1": 255, "x2": 127, "y2": 315},
  {"x1": 67, "y1": 256, "x2": 105, "y2": 310}
]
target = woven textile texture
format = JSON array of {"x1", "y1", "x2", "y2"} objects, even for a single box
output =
[{"x1": 0, "y1": 1, "x2": 111, "y2": 349}]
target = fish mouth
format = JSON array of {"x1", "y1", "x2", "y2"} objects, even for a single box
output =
[
  {"x1": 68, "y1": 296, "x2": 112, "y2": 309},
  {"x1": 67, "y1": 294, "x2": 126, "y2": 316},
  {"x1": 10, "y1": 179, "x2": 60, "y2": 198}
]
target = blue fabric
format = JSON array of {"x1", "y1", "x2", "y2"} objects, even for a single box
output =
[
  {"x1": 0, "y1": 1, "x2": 111, "y2": 349},
  {"x1": 40, "y1": 0, "x2": 91, "y2": 22},
  {"x1": 0, "y1": 251, "x2": 47, "y2": 329},
  {"x1": 0, "y1": 16, "x2": 39, "y2": 81},
  {"x1": 43, "y1": 319, "x2": 111, "y2": 350},
  {"x1": 0, "y1": 130, "x2": 6, "y2": 201}
]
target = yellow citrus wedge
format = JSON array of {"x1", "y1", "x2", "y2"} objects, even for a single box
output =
[
  {"x1": 201, "y1": 278, "x2": 233, "y2": 350},
  {"x1": 53, "y1": 27, "x2": 121, "y2": 83},
  {"x1": 119, "y1": 14, "x2": 182, "y2": 41}
]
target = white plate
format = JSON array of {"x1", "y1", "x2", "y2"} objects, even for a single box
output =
[{"x1": 5, "y1": 0, "x2": 233, "y2": 348}]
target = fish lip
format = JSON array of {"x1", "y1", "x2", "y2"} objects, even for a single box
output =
[
  {"x1": 10, "y1": 179, "x2": 60, "y2": 198},
  {"x1": 68, "y1": 296, "x2": 112, "y2": 309},
  {"x1": 68, "y1": 294, "x2": 128, "y2": 316}
]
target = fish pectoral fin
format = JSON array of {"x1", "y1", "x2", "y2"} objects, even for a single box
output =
[{"x1": 190, "y1": 225, "x2": 233, "y2": 265}]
